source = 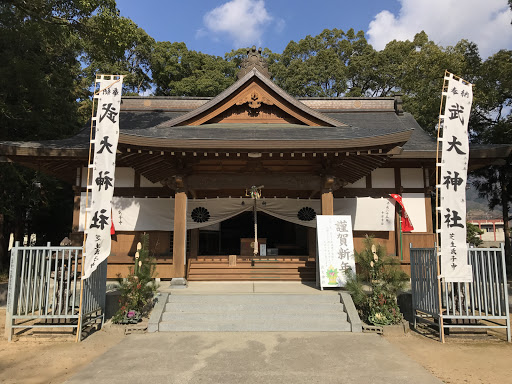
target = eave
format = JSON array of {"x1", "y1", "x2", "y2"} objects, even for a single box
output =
[
  {"x1": 119, "y1": 128, "x2": 413, "y2": 151},
  {"x1": 392, "y1": 144, "x2": 512, "y2": 170}
]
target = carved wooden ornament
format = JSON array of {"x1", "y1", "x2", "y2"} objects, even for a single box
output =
[{"x1": 236, "y1": 91, "x2": 274, "y2": 109}]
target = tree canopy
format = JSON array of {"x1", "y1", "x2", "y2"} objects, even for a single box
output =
[{"x1": 151, "y1": 42, "x2": 237, "y2": 97}]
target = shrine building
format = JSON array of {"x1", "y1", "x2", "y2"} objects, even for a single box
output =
[{"x1": 1, "y1": 48, "x2": 510, "y2": 282}]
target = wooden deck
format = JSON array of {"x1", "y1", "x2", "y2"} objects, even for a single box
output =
[{"x1": 187, "y1": 256, "x2": 316, "y2": 281}]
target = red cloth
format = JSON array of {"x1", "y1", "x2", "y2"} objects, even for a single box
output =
[
  {"x1": 389, "y1": 194, "x2": 414, "y2": 232},
  {"x1": 110, "y1": 209, "x2": 115, "y2": 235}
]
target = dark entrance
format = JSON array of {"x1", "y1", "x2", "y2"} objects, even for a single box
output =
[{"x1": 198, "y1": 211, "x2": 309, "y2": 256}]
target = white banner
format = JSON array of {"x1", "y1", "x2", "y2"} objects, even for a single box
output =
[
  {"x1": 80, "y1": 196, "x2": 400, "y2": 232},
  {"x1": 257, "y1": 198, "x2": 321, "y2": 228},
  {"x1": 187, "y1": 198, "x2": 251, "y2": 229},
  {"x1": 80, "y1": 196, "x2": 401, "y2": 232},
  {"x1": 112, "y1": 197, "x2": 173, "y2": 231},
  {"x1": 439, "y1": 73, "x2": 473, "y2": 282},
  {"x1": 316, "y1": 215, "x2": 356, "y2": 289},
  {"x1": 84, "y1": 76, "x2": 123, "y2": 279},
  {"x1": 353, "y1": 197, "x2": 395, "y2": 231}
]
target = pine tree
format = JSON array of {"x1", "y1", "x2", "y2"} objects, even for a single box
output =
[
  {"x1": 345, "y1": 236, "x2": 409, "y2": 326},
  {"x1": 113, "y1": 233, "x2": 157, "y2": 324}
]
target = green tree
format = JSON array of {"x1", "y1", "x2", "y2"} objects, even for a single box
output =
[
  {"x1": 270, "y1": 29, "x2": 372, "y2": 97},
  {"x1": 379, "y1": 32, "x2": 481, "y2": 134},
  {"x1": 2, "y1": 0, "x2": 117, "y2": 31},
  {"x1": 471, "y1": 50, "x2": 512, "y2": 267},
  {"x1": 151, "y1": 42, "x2": 237, "y2": 96},
  {"x1": 0, "y1": 163, "x2": 73, "y2": 268},
  {"x1": 0, "y1": 3, "x2": 84, "y2": 140},
  {"x1": 1, "y1": 1, "x2": 155, "y2": 139},
  {"x1": 0, "y1": 0, "x2": 153, "y2": 269},
  {"x1": 467, "y1": 222, "x2": 484, "y2": 247},
  {"x1": 269, "y1": 29, "x2": 480, "y2": 135},
  {"x1": 81, "y1": 12, "x2": 155, "y2": 95}
]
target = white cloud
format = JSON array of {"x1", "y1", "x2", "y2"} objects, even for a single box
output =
[
  {"x1": 367, "y1": 0, "x2": 512, "y2": 59},
  {"x1": 202, "y1": 0, "x2": 273, "y2": 48},
  {"x1": 274, "y1": 17, "x2": 286, "y2": 34}
]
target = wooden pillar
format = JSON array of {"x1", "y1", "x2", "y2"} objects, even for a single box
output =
[
  {"x1": 321, "y1": 190, "x2": 334, "y2": 215},
  {"x1": 172, "y1": 192, "x2": 187, "y2": 278},
  {"x1": 190, "y1": 228, "x2": 199, "y2": 259}
]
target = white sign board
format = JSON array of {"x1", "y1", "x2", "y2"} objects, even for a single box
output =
[
  {"x1": 439, "y1": 73, "x2": 473, "y2": 282},
  {"x1": 316, "y1": 215, "x2": 356, "y2": 289}
]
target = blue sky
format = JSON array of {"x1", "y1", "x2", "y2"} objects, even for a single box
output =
[{"x1": 117, "y1": 0, "x2": 511, "y2": 59}]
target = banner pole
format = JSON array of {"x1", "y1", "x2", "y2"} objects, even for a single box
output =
[
  {"x1": 435, "y1": 70, "x2": 450, "y2": 343},
  {"x1": 76, "y1": 76, "x2": 101, "y2": 342}
]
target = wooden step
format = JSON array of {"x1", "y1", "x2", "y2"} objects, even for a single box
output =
[
  {"x1": 188, "y1": 276, "x2": 315, "y2": 281},
  {"x1": 189, "y1": 263, "x2": 313, "y2": 269},
  {"x1": 188, "y1": 257, "x2": 316, "y2": 282}
]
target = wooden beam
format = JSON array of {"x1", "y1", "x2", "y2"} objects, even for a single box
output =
[
  {"x1": 172, "y1": 192, "x2": 187, "y2": 278},
  {"x1": 321, "y1": 190, "x2": 334, "y2": 215},
  {"x1": 186, "y1": 174, "x2": 322, "y2": 190}
]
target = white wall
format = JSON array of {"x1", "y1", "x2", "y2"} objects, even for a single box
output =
[
  {"x1": 400, "y1": 168, "x2": 424, "y2": 188},
  {"x1": 371, "y1": 168, "x2": 395, "y2": 188},
  {"x1": 114, "y1": 168, "x2": 135, "y2": 187},
  {"x1": 345, "y1": 177, "x2": 366, "y2": 188},
  {"x1": 140, "y1": 174, "x2": 163, "y2": 187}
]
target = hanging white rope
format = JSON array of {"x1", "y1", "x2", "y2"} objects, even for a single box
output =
[{"x1": 246, "y1": 185, "x2": 264, "y2": 256}]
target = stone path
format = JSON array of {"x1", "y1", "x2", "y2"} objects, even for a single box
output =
[{"x1": 65, "y1": 332, "x2": 442, "y2": 384}]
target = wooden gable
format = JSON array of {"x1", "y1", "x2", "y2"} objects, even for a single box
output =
[
  {"x1": 157, "y1": 69, "x2": 346, "y2": 128},
  {"x1": 206, "y1": 82, "x2": 304, "y2": 125},
  {"x1": 183, "y1": 80, "x2": 312, "y2": 126}
]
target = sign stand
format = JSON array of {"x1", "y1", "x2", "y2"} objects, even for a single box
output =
[{"x1": 316, "y1": 215, "x2": 356, "y2": 290}]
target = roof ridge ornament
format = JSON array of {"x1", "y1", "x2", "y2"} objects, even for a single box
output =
[{"x1": 237, "y1": 46, "x2": 271, "y2": 79}]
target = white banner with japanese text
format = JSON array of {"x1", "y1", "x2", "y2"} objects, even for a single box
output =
[
  {"x1": 84, "y1": 76, "x2": 123, "y2": 279},
  {"x1": 439, "y1": 73, "x2": 473, "y2": 282},
  {"x1": 316, "y1": 215, "x2": 356, "y2": 289}
]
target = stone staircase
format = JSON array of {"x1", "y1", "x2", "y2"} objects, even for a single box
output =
[{"x1": 152, "y1": 293, "x2": 358, "y2": 332}]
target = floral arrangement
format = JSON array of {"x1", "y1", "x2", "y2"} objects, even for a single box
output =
[
  {"x1": 326, "y1": 265, "x2": 339, "y2": 285},
  {"x1": 112, "y1": 233, "x2": 158, "y2": 324},
  {"x1": 344, "y1": 236, "x2": 409, "y2": 326}
]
